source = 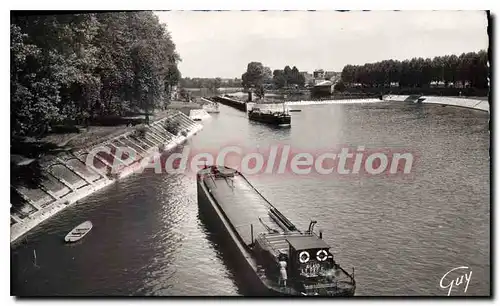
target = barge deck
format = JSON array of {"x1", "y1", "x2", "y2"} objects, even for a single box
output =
[{"x1": 197, "y1": 165, "x2": 356, "y2": 296}]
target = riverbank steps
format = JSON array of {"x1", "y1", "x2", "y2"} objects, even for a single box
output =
[
  {"x1": 383, "y1": 95, "x2": 489, "y2": 112},
  {"x1": 10, "y1": 111, "x2": 203, "y2": 244}
]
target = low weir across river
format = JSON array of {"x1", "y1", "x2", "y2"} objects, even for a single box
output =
[{"x1": 208, "y1": 94, "x2": 489, "y2": 113}]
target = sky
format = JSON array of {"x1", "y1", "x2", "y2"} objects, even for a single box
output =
[{"x1": 155, "y1": 11, "x2": 489, "y2": 78}]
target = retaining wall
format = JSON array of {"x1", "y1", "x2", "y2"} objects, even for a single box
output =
[{"x1": 11, "y1": 111, "x2": 203, "y2": 244}]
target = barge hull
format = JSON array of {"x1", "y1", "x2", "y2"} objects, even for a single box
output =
[
  {"x1": 197, "y1": 179, "x2": 278, "y2": 296},
  {"x1": 197, "y1": 166, "x2": 356, "y2": 296},
  {"x1": 248, "y1": 115, "x2": 291, "y2": 125}
]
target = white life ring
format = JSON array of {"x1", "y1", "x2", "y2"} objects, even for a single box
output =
[
  {"x1": 299, "y1": 251, "x2": 310, "y2": 263},
  {"x1": 316, "y1": 250, "x2": 328, "y2": 261}
]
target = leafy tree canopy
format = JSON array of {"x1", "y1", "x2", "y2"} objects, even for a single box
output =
[
  {"x1": 11, "y1": 12, "x2": 182, "y2": 137},
  {"x1": 340, "y1": 50, "x2": 488, "y2": 89}
]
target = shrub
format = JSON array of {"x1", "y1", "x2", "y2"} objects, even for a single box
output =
[
  {"x1": 135, "y1": 125, "x2": 148, "y2": 138},
  {"x1": 164, "y1": 120, "x2": 180, "y2": 135},
  {"x1": 334, "y1": 81, "x2": 346, "y2": 92}
]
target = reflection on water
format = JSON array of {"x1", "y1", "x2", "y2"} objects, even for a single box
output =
[{"x1": 11, "y1": 102, "x2": 489, "y2": 296}]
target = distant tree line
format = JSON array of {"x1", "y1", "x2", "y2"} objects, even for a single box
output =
[
  {"x1": 272, "y1": 66, "x2": 306, "y2": 88},
  {"x1": 241, "y1": 62, "x2": 272, "y2": 89},
  {"x1": 340, "y1": 50, "x2": 488, "y2": 89},
  {"x1": 11, "y1": 12, "x2": 181, "y2": 137},
  {"x1": 239, "y1": 62, "x2": 269, "y2": 98},
  {"x1": 179, "y1": 77, "x2": 242, "y2": 89},
  {"x1": 240, "y1": 62, "x2": 307, "y2": 98}
]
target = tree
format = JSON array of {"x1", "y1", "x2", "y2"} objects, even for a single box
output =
[
  {"x1": 207, "y1": 77, "x2": 222, "y2": 93},
  {"x1": 475, "y1": 50, "x2": 489, "y2": 89},
  {"x1": 11, "y1": 12, "x2": 181, "y2": 137},
  {"x1": 444, "y1": 54, "x2": 459, "y2": 87},
  {"x1": 341, "y1": 65, "x2": 356, "y2": 86},
  {"x1": 291, "y1": 66, "x2": 300, "y2": 85},
  {"x1": 131, "y1": 41, "x2": 164, "y2": 124},
  {"x1": 422, "y1": 58, "x2": 433, "y2": 87},
  {"x1": 283, "y1": 65, "x2": 292, "y2": 87},
  {"x1": 339, "y1": 50, "x2": 488, "y2": 90},
  {"x1": 255, "y1": 85, "x2": 265, "y2": 99},
  {"x1": 165, "y1": 65, "x2": 181, "y2": 100},
  {"x1": 273, "y1": 69, "x2": 286, "y2": 88},
  {"x1": 241, "y1": 62, "x2": 265, "y2": 89},
  {"x1": 11, "y1": 24, "x2": 62, "y2": 136},
  {"x1": 431, "y1": 56, "x2": 444, "y2": 85},
  {"x1": 263, "y1": 66, "x2": 273, "y2": 85},
  {"x1": 297, "y1": 73, "x2": 306, "y2": 88},
  {"x1": 334, "y1": 80, "x2": 346, "y2": 92}
]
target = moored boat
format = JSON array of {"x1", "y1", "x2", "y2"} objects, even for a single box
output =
[
  {"x1": 248, "y1": 107, "x2": 291, "y2": 126},
  {"x1": 65, "y1": 221, "x2": 93, "y2": 243},
  {"x1": 197, "y1": 165, "x2": 356, "y2": 296}
]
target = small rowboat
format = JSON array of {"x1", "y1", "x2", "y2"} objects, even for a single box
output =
[{"x1": 65, "y1": 221, "x2": 93, "y2": 243}]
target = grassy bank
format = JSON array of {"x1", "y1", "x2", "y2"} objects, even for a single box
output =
[{"x1": 11, "y1": 101, "x2": 203, "y2": 163}]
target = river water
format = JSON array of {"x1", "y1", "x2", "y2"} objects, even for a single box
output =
[{"x1": 11, "y1": 101, "x2": 490, "y2": 296}]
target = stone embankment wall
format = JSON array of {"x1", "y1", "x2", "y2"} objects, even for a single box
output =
[{"x1": 11, "y1": 111, "x2": 203, "y2": 243}]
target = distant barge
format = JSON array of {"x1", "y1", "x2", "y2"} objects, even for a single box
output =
[
  {"x1": 197, "y1": 165, "x2": 356, "y2": 296},
  {"x1": 248, "y1": 107, "x2": 291, "y2": 126}
]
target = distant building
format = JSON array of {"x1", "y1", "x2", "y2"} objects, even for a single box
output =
[
  {"x1": 313, "y1": 69, "x2": 325, "y2": 79},
  {"x1": 300, "y1": 71, "x2": 314, "y2": 84},
  {"x1": 311, "y1": 80, "x2": 334, "y2": 96},
  {"x1": 324, "y1": 71, "x2": 335, "y2": 79}
]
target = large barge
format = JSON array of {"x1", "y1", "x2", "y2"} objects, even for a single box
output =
[
  {"x1": 210, "y1": 95, "x2": 247, "y2": 111},
  {"x1": 247, "y1": 107, "x2": 291, "y2": 126},
  {"x1": 197, "y1": 165, "x2": 356, "y2": 296}
]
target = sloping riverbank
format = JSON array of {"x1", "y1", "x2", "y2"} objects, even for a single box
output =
[
  {"x1": 383, "y1": 95, "x2": 489, "y2": 112},
  {"x1": 10, "y1": 111, "x2": 203, "y2": 244}
]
